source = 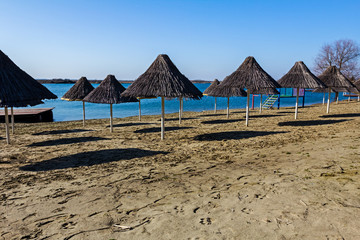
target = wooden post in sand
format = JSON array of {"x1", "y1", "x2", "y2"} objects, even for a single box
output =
[
  {"x1": 179, "y1": 97, "x2": 182, "y2": 124},
  {"x1": 4, "y1": 107, "x2": 10, "y2": 144},
  {"x1": 110, "y1": 104, "x2": 113, "y2": 133},
  {"x1": 82, "y1": 101, "x2": 86, "y2": 127},
  {"x1": 138, "y1": 99, "x2": 141, "y2": 121},
  {"x1": 11, "y1": 107, "x2": 14, "y2": 134},
  {"x1": 181, "y1": 98, "x2": 183, "y2": 118},
  {"x1": 226, "y1": 97, "x2": 230, "y2": 119},
  {"x1": 161, "y1": 97, "x2": 165, "y2": 140},
  {"x1": 259, "y1": 94, "x2": 263, "y2": 113},
  {"x1": 326, "y1": 88, "x2": 331, "y2": 113},
  {"x1": 214, "y1": 97, "x2": 217, "y2": 113},
  {"x1": 323, "y1": 92, "x2": 325, "y2": 105},
  {"x1": 246, "y1": 93, "x2": 250, "y2": 126},
  {"x1": 295, "y1": 88, "x2": 299, "y2": 119}
]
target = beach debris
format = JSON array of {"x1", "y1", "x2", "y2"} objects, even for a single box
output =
[
  {"x1": 113, "y1": 218, "x2": 151, "y2": 232},
  {"x1": 113, "y1": 224, "x2": 132, "y2": 230},
  {"x1": 193, "y1": 207, "x2": 200, "y2": 213}
]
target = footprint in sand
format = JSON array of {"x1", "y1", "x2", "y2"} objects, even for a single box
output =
[
  {"x1": 200, "y1": 217, "x2": 212, "y2": 225},
  {"x1": 61, "y1": 221, "x2": 77, "y2": 229},
  {"x1": 241, "y1": 208, "x2": 253, "y2": 214},
  {"x1": 174, "y1": 206, "x2": 184, "y2": 214}
]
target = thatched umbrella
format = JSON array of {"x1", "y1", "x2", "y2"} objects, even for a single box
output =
[
  {"x1": 316, "y1": 66, "x2": 356, "y2": 113},
  {"x1": 83, "y1": 74, "x2": 138, "y2": 132},
  {"x1": 122, "y1": 54, "x2": 202, "y2": 140},
  {"x1": 278, "y1": 61, "x2": 326, "y2": 119},
  {"x1": 203, "y1": 79, "x2": 220, "y2": 113},
  {"x1": 208, "y1": 78, "x2": 247, "y2": 119},
  {"x1": 0, "y1": 50, "x2": 57, "y2": 144},
  {"x1": 212, "y1": 56, "x2": 279, "y2": 125},
  {"x1": 61, "y1": 77, "x2": 94, "y2": 126}
]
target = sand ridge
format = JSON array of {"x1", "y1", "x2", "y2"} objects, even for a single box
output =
[{"x1": 0, "y1": 101, "x2": 359, "y2": 239}]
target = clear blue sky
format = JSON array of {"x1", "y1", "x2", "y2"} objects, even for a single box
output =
[{"x1": 1, "y1": 0, "x2": 359, "y2": 80}]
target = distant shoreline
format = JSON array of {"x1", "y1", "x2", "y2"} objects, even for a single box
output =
[{"x1": 36, "y1": 79, "x2": 212, "y2": 84}]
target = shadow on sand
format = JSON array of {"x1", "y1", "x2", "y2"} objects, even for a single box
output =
[
  {"x1": 194, "y1": 131, "x2": 287, "y2": 141},
  {"x1": 28, "y1": 136, "x2": 107, "y2": 147},
  {"x1": 134, "y1": 126, "x2": 193, "y2": 133},
  {"x1": 201, "y1": 119, "x2": 243, "y2": 124},
  {"x1": 247, "y1": 114, "x2": 281, "y2": 119},
  {"x1": 33, "y1": 129, "x2": 93, "y2": 135},
  {"x1": 320, "y1": 113, "x2": 360, "y2": 118},
  {"x1": 20, "y1": 148, "x2": 168, "y2": 171},
  {"x1": 199, "y1": 113, "x2": 226, "y2": 117},
  {"x1": 160, "y1": 117, "x2": 198, "y2": 121},
  {"x1": 277, "y1": 111, "x2": 294, "y2": 114},
  {"x1": 278, "y1": 119, "x2": 349, "y2": 127},
  {"x1": 109, "y1": 122, "x2": 153, "y2": 128}
]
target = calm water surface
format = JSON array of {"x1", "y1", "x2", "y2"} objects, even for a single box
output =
[{"x1": 29, "y1": 83, "x2": 350, "y2": 122}]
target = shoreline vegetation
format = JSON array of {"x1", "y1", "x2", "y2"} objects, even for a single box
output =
[
  {"x1": 36, "y1": 79, "x2": 212, "y2": 84},
  {"x1": 1, "y1": 100, "x2": 359, "y2": 239}
]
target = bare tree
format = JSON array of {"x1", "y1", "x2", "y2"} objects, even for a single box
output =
[{"x1": 314, "y1": 39, "x2": 360, "y2": 80}]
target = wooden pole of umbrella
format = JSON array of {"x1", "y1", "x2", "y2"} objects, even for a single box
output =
[
  {"x1": 214, "y1": 97, "x2": 217, "y2": 113},
  {"x1": 161, "y1": 97, "x2": 165, "y2": 140},
  {"x1": 110, "y1": 104, "x2": 113, "y2": 133},
  {"x1": 4, "y1": 106, "x2": 10, "y2": 144},
  {"x1": 11, "y1": 107, "x2": 14, "y2": 134},
  {"x1": 259, "y1": 94, "x2": 263, "y2": 113},
  {"x1": 179, "y1": 97, "x2": 182, "y2": 124},
  {"x1": 82, "y1": 101, "x2": 86, "y2": 127},
  {"x1": 295, "y1": 88, "x2": 299, "y2": 119},
  {"x1": 139, "y1": 99, "x2": 141, "y2": 121},
  {"x1": 326, "y1": 88, "x2": 331, "y2": 113},
  {"x1": 246, "y1": 93, "x2": 250, "y2": 126},
  {"x1": 323, "y1": 92, "x2": 325, "y2": 105},
  {"x1": 226, "y1": 97, "x2": 230, "y2": 119}
]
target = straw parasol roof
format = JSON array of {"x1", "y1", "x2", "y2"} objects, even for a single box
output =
[
  {"x1": 208, "y1": 77, "x2": 247, "y2": 97},
  {"x1": 61, "y1": 77, "x2": 94, "y2": 101},
  {"x1": 121, "y1": 54, "x2": 203, "y2": 99},
  {"x1": 203, "y1": 79, "x2": 220, "y2": 96},
  {"x1": 317, "y1": 66, "x2": 355, "y2": 90},
  {"x1": 278, "y1": 61, "x2": 326, "y2": 89},
  {"x1": 84, "y1": 74, "x2": 138, "y2": 104},
  {"x1": 212, "y1": 56, "x2": 280, "y2": 95},
  {"x1": 0, "y1": 50, "x2": 57, "y2": 107},
  {"x1": 121, "y1": 54, "x2": 202, "y2": 140}
]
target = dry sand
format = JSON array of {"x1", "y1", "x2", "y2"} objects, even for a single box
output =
[{"x1": 1, "y1": 100, "x2": 359, "y2": 240}]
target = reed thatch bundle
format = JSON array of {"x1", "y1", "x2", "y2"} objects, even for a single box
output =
[
  {"x1": 0, "y1": 50, "x2": 57, "y2": 107},
  {"x1": 84, "y1": 75, "x2": 138, "y2": 104},
  {"x1": 317, "y1": 66, "x2": 355, "y2": 90},
  {"x1": 61, "y1": 77, "x2": 94, "y2": 101},
  {"x1": 355, "y1": 80, "x2": 360, "y2": 89},
  {"x1": 203, "y1": 79, "x2": 220, "y2": 96},
  {"x1": 212, "y1": 56, "x2": 280, "y2": 95},
  {"x1": 208, "y1": 78, "x2": 247, "y2": 97},
  {"x1": 278, "y1": 61, "x2": 326, "y2": 89},
  {"x1": 121, "y1": 54, "x2": 203, "y2": 99}
]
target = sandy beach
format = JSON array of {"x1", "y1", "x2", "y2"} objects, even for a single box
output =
[{"x1": 1, "y1": 100, "x2": 359, "y2": 240}]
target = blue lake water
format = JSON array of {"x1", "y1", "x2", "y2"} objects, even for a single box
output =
[{"x1": 29, "y1": 83, "x2": 351, "y2": 122}]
